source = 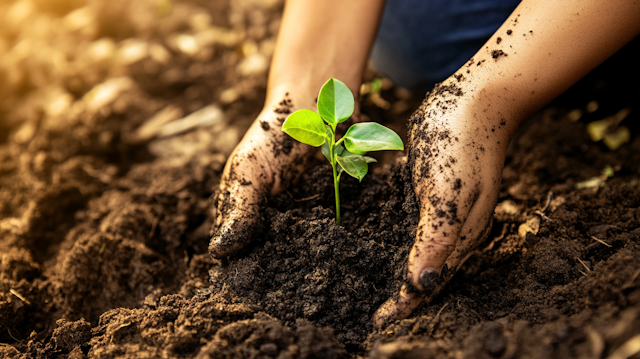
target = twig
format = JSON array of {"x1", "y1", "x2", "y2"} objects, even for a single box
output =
[
  {"x1": 427, "y1": 302, "x2": 449, "y2": 336},
  {"x1": 6, "y1": 328, "x2": 19, "y2": 342},
  {"x1": 483, "y1": 223, "x2": 508, "y2": 251},
  {"x1": 540, "y1": 191, "x2": 553, "y2": 212},
  {"x1": 148, "y1": 216, "x2": 159, "y2": 240},
  {"x1": 591, "y1": 236, "x2": 612, "y2": 247},
  {"x1": 535, "y1": 192, "x2": 554, "y2": 222},
  {"x1": 9, "y1": 289, "x2": 30, "y2": 305},
  {"x1": 579, "y1": 270, "x2": 588, "y2": 277},
  {"x1": 534, "y1": 210, "x2": 553, "y2": 222},
  {"x1": 577, "y1": 258, "x2": 591, "y2": 272},
  {"x1": 286, "y1": 191, "x2": 320, "y2": 202},
  {"x1": 98, "y1": 241, "x2": 107, "y2": 255}
]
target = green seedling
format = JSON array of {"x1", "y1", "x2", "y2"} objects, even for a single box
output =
[{"x1": 281, "y1": 78, "x2": 404, "y2": 225}]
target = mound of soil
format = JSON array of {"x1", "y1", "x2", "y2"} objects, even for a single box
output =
[{"x1": 1, "y1": 0, "x2": 640, "y2": 358}]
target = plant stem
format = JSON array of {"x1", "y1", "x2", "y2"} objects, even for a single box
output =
[
  {"x1": 329, "y1": 127, "x2": 341, "y2": 225},
  {"x1": 333, "y1": 162, "x2": 340, "y2": 225}
]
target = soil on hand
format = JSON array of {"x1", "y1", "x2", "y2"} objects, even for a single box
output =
[{"x1": 1, "y1": 1, "x2": 640, "y2": 358}]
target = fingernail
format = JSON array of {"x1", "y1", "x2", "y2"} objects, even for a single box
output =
[{"x1": 418, "y1": 268, "x2": 438, "y2": 295}]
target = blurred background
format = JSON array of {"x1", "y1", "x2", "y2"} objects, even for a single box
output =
[{"x1": 0, "y1": 0, "x2": 287, "y2": 157}]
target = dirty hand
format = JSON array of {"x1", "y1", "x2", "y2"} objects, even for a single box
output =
[
  {"x1": 371, "y1": 0, "x2": 640, "y2": 325},
  {"x1": 209, "y1": 92, "x2": 318, "y2": 257},
  {"x1": 208, "y1": 0, "x2": 382, "y2": 256},
  {"x1": 373, "y1": 74, "x2": 519, "y2": 327}
]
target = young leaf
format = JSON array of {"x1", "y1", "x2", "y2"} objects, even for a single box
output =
[
  {"x1": 363, "y1": 156, "x2": 377, "y2": 164},
  {"x1": 343, "y1": 122, "x2": 404, "y2": 154},
  {"x1": 340, "y1": 147, "x2": 364, "y2": 158},
  {"x1": 321, "y1": 139, "x2": 331, "y2": 162},
  {"x1": 322, "y1": 140, "x2": 346, "y2": 163},
  {"x1": 340, "y1": 147, "x2": 375, "y2": 164},
  {"x1": 318, "y1": 78, "x2": 354, "y2": 126},
  {"x1": 282, "y1": 109, "x2": 327, "y2": 147},
  {"x1": 337, "y1": 153, "x2": 368, "y2": 182}
]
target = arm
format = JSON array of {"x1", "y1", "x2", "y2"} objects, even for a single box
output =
[
  {"x1": 268, "y1": 0, "x2": 386, "y2": 102},
  {"x1": 374, "y1": 0, "x2": 640, "y2": 327},
  {"x1": 477, "y1": 0, "x2": 640, "y2": 122},
  {"x1": 209, "y1": 0, "x2": 385, "y2": 257}
]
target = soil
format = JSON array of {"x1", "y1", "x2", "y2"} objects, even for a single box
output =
[{"x1": 1, "y1": 1, "x2": 640, "y2": 358}]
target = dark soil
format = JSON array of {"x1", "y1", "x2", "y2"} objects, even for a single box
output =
[{"x1": 1, "y1": 1, "x2": 640, "y2": 358}]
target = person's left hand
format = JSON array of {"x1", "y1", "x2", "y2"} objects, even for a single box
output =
[{"x1": 372, "y1": 75, "x2": 519, "y2": 328}]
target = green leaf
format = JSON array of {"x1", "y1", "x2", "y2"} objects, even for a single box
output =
[
  {"x1": 282, "y1": 109, "x2": 327, "y2": 147},
  {"x1": 341, "y1": 147, "x2": 376, "y2": 164},
  {"x1": 321, "y1": 139, "x2": 331, "y2": 162},
  {"x1": 343, "y1": 122, "x2": 404, "y2": 154},
  {"x1": 318, "y1": 78, "x2": 354, "y2": 126},
  {"x1": 337, "y1": 153, "x2": 369, "y2": 182},
  {"x1": 321, "y1": 140, "x2": 345, "y2": 163},
  {"x1": 363, "y1": 156, "x2": 377, "y2": 164},
  {"x1": 340, "y1": 147, "x2": 363, "y2": 158}
]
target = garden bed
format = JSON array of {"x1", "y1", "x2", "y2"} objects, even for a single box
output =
[{"x1": 1, "y1": 0, "x2": 639, "y2": 358}]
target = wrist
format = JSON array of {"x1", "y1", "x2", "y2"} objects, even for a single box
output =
[
  {"x1": 444, "y1": 64, "x2": 524, "y2": 140},
  {"x1": 264, "y1": 82, "x2": 317, "y2": 114}
]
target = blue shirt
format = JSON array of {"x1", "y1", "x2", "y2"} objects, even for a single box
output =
[{"x1": 372, "y1": 0, "x2": 521, "y2": 93}]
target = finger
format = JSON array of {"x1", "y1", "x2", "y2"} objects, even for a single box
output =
[
  {"x1": 209, "y1": 182, "x2": 263, "y2": 258},
  {"x1": 408, "y1": 180, "x2": 478, "y2": 292},
  {"x1": 372, "y1": 190, "x2": 497, "y2": 328},
  {"x1": 411, "y1": 153, "x2": 501, "y2": 285},
  {"x1": 372, "y1": 284, "x2": 424, "y2": 329},
  {"x1": 439, "y1": 194, "x2": 496, "y2": 282},
  {"x1": 209, "y1": 145, "x2": 267, "y2": 258}
]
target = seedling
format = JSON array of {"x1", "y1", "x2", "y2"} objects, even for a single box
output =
[{"x1": 282, "y1": 78, "x2": 404, "y2": 224}]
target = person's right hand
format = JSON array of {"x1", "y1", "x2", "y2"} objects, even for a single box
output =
[
  {"x1": 208, "y1": 0, "x2": 384, "y2": 258},
  {"x1": 209, "y1": 92, "x2": 318, "y2": 257}
]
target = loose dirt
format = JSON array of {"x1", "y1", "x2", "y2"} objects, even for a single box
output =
[{"x1": 1, "y1": 1, "x2": 639, "y2": 358}]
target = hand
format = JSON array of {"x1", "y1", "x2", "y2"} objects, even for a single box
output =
[
  {"x1": 371, "y1": 0, "x2": 640, "y2": 327},
  {"x1": 209, "y1": 92, "x2": 317, "y2": 257},
  {"x1": 373, "y1": 75, "x2": 519, "y2": 327}
]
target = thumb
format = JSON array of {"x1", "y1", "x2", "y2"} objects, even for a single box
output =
[
  {"x1": 408, "y1": 179, "x2": 474, "y2": 293},
  {"x1": 372, "y1": 181, "x2": 495, "y2": 329},
  {"x1": 410, "y1": 177, "x2": 497, "y2": 294},
  {"x1": 209, "y1": 186, "x2": 263, "y2": 257},
  {"x1": 209, "y1": 157, "x2": 266, "y2": 258}
]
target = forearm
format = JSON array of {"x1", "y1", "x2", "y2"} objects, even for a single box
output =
[
  {"x1": 265, "y1": 0, "x2": 386, "y2": 107},
  {"x1": 456, "y1": 0, "x2": 640, "y2": 131}
]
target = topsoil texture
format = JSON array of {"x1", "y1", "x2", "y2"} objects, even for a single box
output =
[{"x1": 2, "y1": 0, "x2": 640, "y2": 358}]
